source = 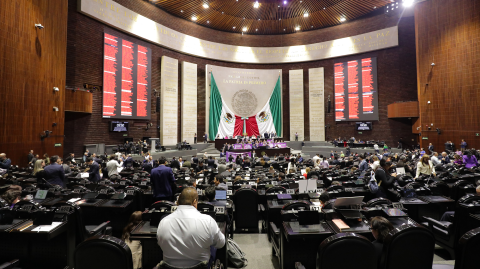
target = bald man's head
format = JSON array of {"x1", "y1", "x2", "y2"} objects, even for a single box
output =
[
  {"x1": 0, "y1": 153, "x2": 6, "y2": 160},
  {"x1": 177, "y1": 187, "x2": 198, "y2": 207}
]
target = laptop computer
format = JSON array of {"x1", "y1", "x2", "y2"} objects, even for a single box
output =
[
  {"x1": 215, "y1": 190, "x2": 227, "y2": 200},
  {"x1": 34, "y1": 190, "x2": 48, "y2": 201}
]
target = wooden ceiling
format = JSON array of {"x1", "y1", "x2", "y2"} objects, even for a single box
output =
[{"x1": 147, "y1": 0, "x2": 392, "y2": 35}]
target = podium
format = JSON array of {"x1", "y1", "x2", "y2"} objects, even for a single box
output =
[{"x1": 150, "y1": 138, "x2": 160, "y2": 153}]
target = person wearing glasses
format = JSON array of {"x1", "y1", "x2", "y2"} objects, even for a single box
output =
[{"x1": 370, "y1": 216, "x2": 394, "y2": 266}]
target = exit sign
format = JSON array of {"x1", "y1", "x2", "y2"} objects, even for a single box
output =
[
  {"x1": 476, "y1": 133, "x2": 479, "y2": 137},
  {"x1": 422, "y1": 137, "x2": 428, "y2": 140},
  {"x1": 123, "y1": 134, "x2": 127, "y2": 137},
  {"x1": 358, "y1": 132, "x2": 362, "y2": 134},
  {"x1": 54, "y1": 143, "x2": 62, "y2": 147}
]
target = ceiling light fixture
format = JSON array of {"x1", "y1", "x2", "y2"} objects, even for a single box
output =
[
  {"x1": 202, "y1": 3, "x2": 209, "y2": 9},
  {"x1": 304, "y1": 13, "x2": 309, "y2": 17},
  {"x1": 253, "y1": 1, "x2": 259, "y2": 8},
  {"x1": 207, "y1": 20, "x2": 210, "y2": 23},
  {"x1": 339, "y1": 17, "x2": 346, "y2": 22},
  {"x1": 403, "y1": 0, "x2": 414, "y2": 7},
  {"x1": 295, "y1": 26, "x2": 300, "y2": 31},
  {"x1": 191, "y1": 16, "x2": 197, "y2": 21},
  {"x1": 233, "y1": 26, "x2": 236, "y2": 29},
  {"x1": 181, "y1": 10, "x2": 183, "y2": 12},
  {"x1": 284, "y1": 1, "x2": 287, "y2": 5},
  {"x1": 242, "y1": 27, "x2": 247, "y2": 32},
  {"x1": 256, "y1": 29, "x2": 258, "y2": 31}
]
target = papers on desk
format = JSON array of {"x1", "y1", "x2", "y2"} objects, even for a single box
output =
[
  {"x1": 332, "y1": 219, "x2": 350, "y2": 232},
  {"x1": 32, "y1": 222, "x2": 63, "y2": 232},
  {"x1": 117, "y1": 167, "x2": 123, "y2": 173},
  {"x1": 80, "y1": 173, "x2": 89, "y2": 178},
  {"x1": 289, "y1": 222, "x2": 325, "y2": 233},
  {"x1": 68, "y1": 198, "x2": 81, "y2": 203},
  {"x1": 298, "y1": 180, "x2": 317, "y2": 194},
  {"x1": 396, "y1": 167, "x2": 405, "y2": 175}
]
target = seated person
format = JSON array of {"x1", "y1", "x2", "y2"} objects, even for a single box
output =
[
  {"x1": 370, "y1": 216, "x2": 394, "y2": 266},
  {"x1": 319, "y1": 192, "x2": 333, "y2": 209},
  {"x1": 1, "y1": 189, "x2": 22, "y2": 208},
  {"x1": 122, "y1": 211, "x2": 143, "y2": 269},
  {"x1": 157, "y1": 188, "x2": 225, "y2": 267},
  {"x1": 214, "y1": 174, "x2": 228, "y2": 190}
]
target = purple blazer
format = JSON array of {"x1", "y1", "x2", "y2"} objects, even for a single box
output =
[{"x1": 462, "y1": 155, "x2": 478, "y2": 169}]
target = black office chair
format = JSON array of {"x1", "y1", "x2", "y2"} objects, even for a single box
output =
[
  {"x1": 150, "y1": 200, "x2": 176, "y2": 210},
  {"x1": 234, "y1": 187, "x2": 259, "y2": 232},
  {"x1": 282, "y1": 200, "x2": 311, "y2": 211},
  {"x1": 454, "y1": 227, "x2": 480, "y2": 269},
  {"x1": 266, "y1": 186, "x2": 286, "y2": 194},
  {"x1": 379, "y1": 223, "x2": 435, "y2": 269},
  {"x1": 158, "y1": 261, "x2": 208, "y2": 269},
  {"x1": 366, "y1": 198, "x2": 392, "y2": 207},
  {"x1": 429, "y1": 180, "x2": 451, "y2": 197},
  {"x1": 197, "y1": 201, "x2": 215, "y2": 212},
  {"x1": 451, "y1": 180, "x2": 476, "y2": 201},
  {"x1": 74, "y1": 235, "x2": 133, "y2": 269},
  {"x1": 317, "y1": 233, "x2": 377, "y2": 269}
]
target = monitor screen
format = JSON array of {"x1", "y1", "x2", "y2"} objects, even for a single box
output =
[
  {"x1": 34, "y1": 190, "x2": 48, "y2": 200},
  {"x1": 103, "y1": 33, "x2": 152, "y2": 120},
  {"x1": 355, "y1": 122, "x2": 373, "y2": 131},
  {"x1": 334, "y1": 57, "x2": 379, "y2": 121},
  {"x1": 215, "y1": 190, "x2": 227, "y2": 200},
  {"x1": 109, "y1": 121, "x2": 129, "y2": 132}
]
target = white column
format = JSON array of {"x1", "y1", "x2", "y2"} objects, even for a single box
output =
[
  {"x1": 289, "y1": 69, "x2": 304, "y2": 141},
  {"x1": 181, "y1": 61, "x2": 197, "y2": 144},
  {"x1": 309, "y1": 67, "x2": 325, "y2": 141},
  {"x1": 160, "y1": 56, "x2": 178, "y2": 145}
]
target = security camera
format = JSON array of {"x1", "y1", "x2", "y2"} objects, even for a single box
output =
[
  {"x1": 53, "y1": 106, "x2": 59, "y2": 112},
  {"x1": 431, "y1": 63, "x2": 435, "y2": 66},
  {"x1": 35, "y1": 24, "x2": 44, "y2": 29},
  {"x1": 53, "y1": 87, "x2": 59, "y2": 92}
]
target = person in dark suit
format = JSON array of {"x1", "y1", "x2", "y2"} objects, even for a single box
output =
[
  {"x1": 27, "y1": 150, "x2": 34, "y2": 164},
  {"x1": 44, "y1": 155, "x2": 65, "y2": 187},
  {"x1": 228, "y1": 154, "x2": 234, "y2": 163},
  {"x1": 150, "y1": 156, "x2": 176, "y2": 202},
  {"x1": 192, "y1": 155, "x2": 198, "y2": 164},
  {"x1": 319, "y1": 192, "x2": 333, "y2": 209},
  {"x1": 428, "y1": 143, "x2": 434, "y2": 155},
  {"x1": 264, "y1": 132, "x2": 269, "y2": 139},
  {"x1": 170, "y1": 157, "x2": 180, "y2": 170},
  {"x1": 370, "y1": 217, "x2": 394, "y2": 267},
  {"x1": 207, "y1": 156, "x2": 216, "y2": 169},
  {"x1": 85, "y1": 157, "x2": 100, "y2": 183},
  {"x1": 123, "y1": 154, "x2": 133, "y2": 167},
  {"x1": 204, "y1": 132, "x2": 208, "y2": 143}
]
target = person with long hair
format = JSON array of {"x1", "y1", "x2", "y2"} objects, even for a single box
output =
[
  {"x1": 454, "y1": 154, "x2": 464, "y2": 166},
  {"x1": 1, "y1": 189, "x2": 22, "y2": 208},
  {"x1": 369, "y1": 159, "x2": 396, "y2": 198},
  {"x1": 370, "y1": 216, "x2": 394, "y2": 265},
  {"x1": 33, "y1": 159, "x2": 47, "y2": 181},
  {"x1": 463, "y1": 150, "x2": 478, "y2": 169},
  {"x1": 122, "y1": 211, "x2": 143, "y2": 269},
  {"x1": 43, "y1": 153, "x2": 50, "y2": 165},
  {"x1": 415, "y1": 155, "x2": 436, "y2": 178}
]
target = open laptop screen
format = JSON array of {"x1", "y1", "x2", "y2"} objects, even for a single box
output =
[{"x1": 215, "y1": 190, "x2": 227, "y2": 200}]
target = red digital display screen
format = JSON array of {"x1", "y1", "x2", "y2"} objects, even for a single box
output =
[
  {"x1": 334, "y1": 57, "x2": 378, "y2": 121},
  {"x1": 103, "y1": 33, "x2": 151, "y2": 119}
]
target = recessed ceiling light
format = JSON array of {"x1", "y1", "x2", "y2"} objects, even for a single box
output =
[
  {"x1": 180, "y1": 10, "x2": 183, "y2": 13},
  {"x1": 242, "y1": 27, "x2": 247, "y2": 32},
  {"x1": 243, "y1": 17, "x2": 245, "y2": 19},
  {"x1": 403, "y1": 0, "x2": 414, "y2": 7},
  {"x1": 304, "y1": 13, "x2": 309, "y2": 17},
  {"x1": 374, "y1": 6, "x2": 377, "y2": 9},
  {"x1": 253, "y1": 1, "x2": 259, "y2": 8},
  {"x1": 207, "y1": 20, "x2": 210, "y2": 23},
  {"x1": 279, "y1": 18, "x2": 281, "y2": 20},
  {"x1": 295, "y1": 26, "x2": 300, "y2": 31},
  {"x1": 283, "y1": 29, "x2": 286, "y2": 31},
  {"x1": 300, "y1": 0, "x2": 302, "y2": 2},
  {"x1": 191, "y1": 16, "x2": 197, "y2": 21},
  {"x1": 256, "y1": 29, "x2": 258, "y2": 31},
  {"x1": 278, "y1": 5, "x2": 280, "y2": 8},
  {"x1": 311, "y1": 25, "x2": 313, "y2": 28},
  {"x1": 258, "y1": 19, "x2": 260, "y2": 20},
  {"x1": 222, "y1": 11, "x2": 224, "y2": 14},
  {"x1": 323, "y1": 7, "x2": 326, "y2": 9},
  {"x1": 233, "y1": 26, "x2": 236, "y2": 29},
  {"x1": 202, "y1": 3, "x2": 209, "y2": 9},
  {"x1": 339, "y1": 17, "x2": 346, "y2": 22},
  {"x1": 284, "y1": 1, "x2": 287, "y2": 4}
]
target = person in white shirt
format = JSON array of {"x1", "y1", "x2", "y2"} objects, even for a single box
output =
[
  {"x1": 415, "y1": 155, "x2": 436, "y2": 179},
  {"x1": 374, "y1": 143, "x2": 379, "y2": 153},
  {"x1": 370, "y1": 155, "x2": 380, "y2": 171},
  {"x1": 312, "y1": 154, "x2": 320, "y2": 163},
  {"x1": 157, "y1": 188, "x2": 225, "y2": 267},
  {"x1": 430, "y1": 152, "x2": 441, "y2": 166},
  {"x1": 106, "y1": 155, "x2": 123, "y2": 179}
]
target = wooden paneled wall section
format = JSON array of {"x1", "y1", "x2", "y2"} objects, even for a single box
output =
[
  {"x1": 415, "y1": 0, "x2": 480, "y2": 151},
  {"x1": 0, "y1": 0, "x2": 68, "y2": 167}
]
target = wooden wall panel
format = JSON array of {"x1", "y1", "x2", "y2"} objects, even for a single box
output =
[
  {"x1": 65, "y1": 90, "x2": 92, "y2": 113},
  {"x1": 415, "y1": 0, "x2": 480, "y2": 150},
  {"x1": 0, "y1": 0, "x2": 68, "y2": 167},
  {"x1": 387, "y1": 101, "x2": 419, "y2": 118}
]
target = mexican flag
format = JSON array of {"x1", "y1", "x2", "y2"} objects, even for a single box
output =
[{"x1": 209, "y1": 73, "x2": 281, "y2": 139}]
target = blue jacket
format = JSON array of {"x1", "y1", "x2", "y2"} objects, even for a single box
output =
[
  {"x1": 150, "y1": 165, "x2": 176, "y2": 198},
  {"x1": 88, "y1": 162, "x2": 101, "y2": 182},
  {"x1": 0, "y1": 158, "x2": 11, "y2": 172},
  {"x1": 44, "y1": 163, "x2": 65, "y2": 187},
  {"x1": 358, "y1": 160, "x2": 369, "y2": 172}
]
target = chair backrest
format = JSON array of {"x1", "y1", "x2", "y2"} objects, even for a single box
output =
[
  {"x1": 282, "y1": 200, "x2": 311, "y2": 211},
  {"x1": 455, "y1": 227, "x2": 480, "y2": 269},
  {"x1": 366, "y1": 198, "x2": 392, "y2": 207},
  {"x1": 197, "y1": 201, "x2": 214, "y2": 212},
  {"x1": 266, "y1": 186, "x2": 286, "y2": 194},
  {"x1": 75, "y1": 235, "x2": 133, "y2": 269},
  {"x1": 150, "y1": 200, "x2": 176, "y2": 210},
  {"x1": 234, "y1": 188, "x2": 259, "y2": 229},
  {"x1": 380, "y1": 224, "x2": 435, "y2": 269},
  {"x1": 317, "y1": 233, "x2": 377, "y2": 269}
]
